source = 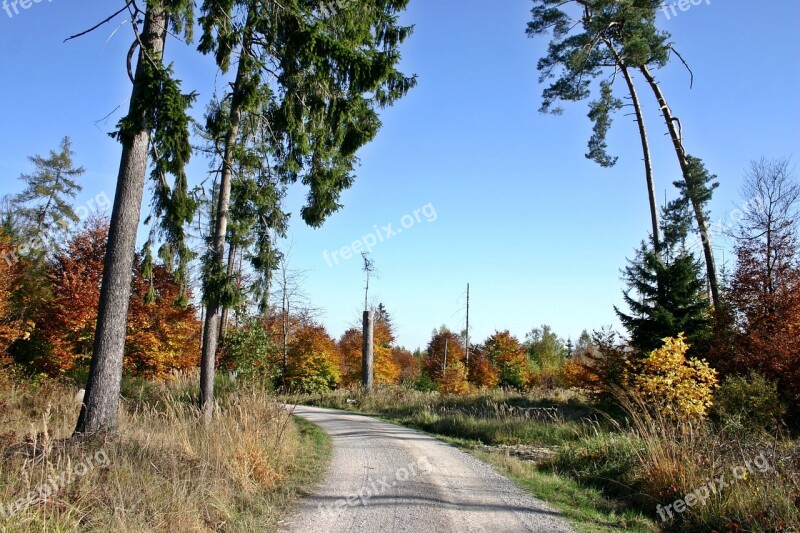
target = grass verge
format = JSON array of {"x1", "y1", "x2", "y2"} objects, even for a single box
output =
[
  {"x1": 0, "y1": 371, "x2": 331, "y2": 532},
  {"x1": 286, "y1": 387, "x2": 656, "y2": 532},
  {"x1": 288, "y1": 386, "x2": 799, "y2": 532}
]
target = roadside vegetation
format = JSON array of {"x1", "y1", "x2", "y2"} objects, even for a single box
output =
[
  {"x1": 0, "y1": 3, "x2": 798, "y2": 533},
  {"x1": 0, "y1": 369, "x2": 331, "y2": 532},
  {"x1": 288, "y1": 385, "x2": 799, "y2": 533}
]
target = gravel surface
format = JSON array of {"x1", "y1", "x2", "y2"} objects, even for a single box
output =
[{"x1": 281, "y1": 405, "x2": 576, "y2": 533}]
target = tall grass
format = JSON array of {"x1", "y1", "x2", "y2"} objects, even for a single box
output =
[
  {"x1": 293, "y1": 385, "x2": 800, "y2": 532},
  {"x1": 0, "y1": 370, "x2": 330, "y2": 532},
  {"x1": 291, "y1": 385, "x2": 599, "y2": 446}
]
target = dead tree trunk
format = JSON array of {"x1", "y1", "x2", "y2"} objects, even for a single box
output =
[
  {"x1": 361, "y1": 310, "x2": 374, "y2": 390},
  {"x1": 639, "y1": 64, "x2": 720, "y2": 309}
]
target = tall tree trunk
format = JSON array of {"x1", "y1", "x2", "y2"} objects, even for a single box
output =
[
  {"x1": 604, "y1": 40, "x2": 661, "y2": 257},
  {"x1": 620, "y1": 67, "x2": 661, "y2": 255},
  {"x1": 75, "y1": 5, "x2": 168, "y2": 435},
  {"x1": 639, "y1": 65, "x2": 720, "y2": 309},
  {"x1": 199, "y1": 35, "x2": 250, "y2": 422}
]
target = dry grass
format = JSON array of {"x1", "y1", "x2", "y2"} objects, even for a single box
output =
[
  {"x1": 293, "y1": 385, "x2": 800, "y2": 531},
  {"x1": 610, "y1": 391, "x2": 800, "y2": 531},
  {"x1": 0, "y1": 370, "x2": 330, "y2": 532}
]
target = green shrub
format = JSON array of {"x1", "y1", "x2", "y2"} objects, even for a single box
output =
[
  {"x1": 712, "y1": 372, "x2": 786, "y2": 431},
  {"x1": 413, "y1": 373, "x2": 438, "y2": 392},
  {"x1": 220, "y1": 319, "x2": 280, "y2": 386}
]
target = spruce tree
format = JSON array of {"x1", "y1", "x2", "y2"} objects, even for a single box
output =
[
  {"x1": 75, "y1": 1, "x2": 195, "y2": 435},
  {"x1": 616, "y1": 199, "x2": 712, "y2": 355}
]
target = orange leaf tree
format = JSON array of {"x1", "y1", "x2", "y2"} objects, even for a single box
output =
[
  {"x1": 423, "y1": 327, "x2": 468, "y2": 393},
  {"x1": 485, "y1": 330, "x2": 530, "y2": 389},
  {"x1": 391, "y1": 346, "x2": 420, "y2": 385},
  {"x1": 126, "y1": 264, "x2": 202, "y2": 379},
  {"x1": 35, "y1": 218, "x2": 200, "y2": 378},
  {"x1": 38, "y1": 218, "x2": 108, "y2": 374},
  {"x1": 285, "y1": 319, "x2": 340, "y2": 393},
  {"x1": 338, "y1": 311, "x2": 400, "y2": 387},
  {"x1": 466, "y1": 345, "x2": 499, "y2": 389},
  {"x1": 0, "y1": 234, "x2": 25, "y2": 364}
]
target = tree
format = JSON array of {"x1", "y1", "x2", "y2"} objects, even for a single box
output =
[
  {"x1": 528, "y1": 1, "x2": 722, "y2": 306},
  {"x1": 339, "y1": 308, "x2": 400, "y2": 386},
  {"x1": 196, "y1": 0, "x2": 416, "y2": 419},
  {"x1": 284, "y1": 320, "x2": 340, "y2": 393},
  {"x1": 392, "y1": 346, "x2": 420, "y2": 385},
  {"x1": 616, "y1": 199, "x2": 712, "y2": 356},
  {"x1": 423, "y1": 327, "x2": 468, "y2": 392},
  {"x1": 76, "y1": 1, "x2": 196, "y2": 435},
  {"x1": 565, "y1": 328, "x2": 630, "y2": 400},
  {"x1": 573, "y1": 330, "x2": 595, "y2": 358},
  {"x1": 727, "y1": 158, "x2": 800, "y2": 408},
  {"x1": 218, "y1": 316, "x2": 281, "y2": 384},
  {"x1": 630, "y1": 334, "x2": 718, "y2": 423},
  {"x1": 465, "y1": 344, "x2": 499, "y2": 389},
  {"x1": 13, "y1": 136, "x2": 85, "y2": 248},
  {"x1": 525, "y1": 324, "x2": 567, "y2": 386},
  {"x1": 37, "y1": 217, "x2": 108, "y2": 375},
  {"x1": 126, "y1": 264, "x2": 202, "y2": 379},
  {"x1": 0, "y1": 234, "x2": 26, "y2": 363},
  {"x1": 527, "y1": 0, "x2": 665, "y2": 257},
  {"x1": 486, "y1": 331, "x2": 529, "y2": 389},
  {"x1": 26, "y1": 218, "x2": 201, "y2": 378}
]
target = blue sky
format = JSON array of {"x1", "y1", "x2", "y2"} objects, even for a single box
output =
[{"x1": 1, "y1": 1, "x2": 799, "y2": 350}]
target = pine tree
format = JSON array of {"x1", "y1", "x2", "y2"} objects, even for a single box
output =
[
  {"x1": 14, "y1": 136, "x2": 84, "y2": 252},
  {"x1": 527, "y1": 0, "x2": 666, "y2": 256},
  {"x1": 528, "y1": 1, "x2": 722, "y2": 307}
]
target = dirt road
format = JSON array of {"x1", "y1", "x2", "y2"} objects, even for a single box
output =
[{"x1": 282, "y1": 405, "x2": 575, "y2": 533}]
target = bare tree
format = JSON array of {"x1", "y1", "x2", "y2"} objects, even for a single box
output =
[
  {"x1": 269, "y1": 247, "x2": 317, "y2": 381},
  {"x1": 735, "y1": 157, "x2": 799, "y2": 296}
]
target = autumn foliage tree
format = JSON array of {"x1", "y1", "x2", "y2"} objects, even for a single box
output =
[
  {"x1": 126, "y1": 264, "x2": 202, "y2": 379},
  {"x1": 339, "y1": 310, "x2": 400, "y2": 387},
  {"x1": 725, "y1": 158, "x2": 800, "y2": 409},
  {"x1": 0, "y1": 234, "x2": 26, "y2": 364},
  {"x1": 284, "y1": 319, "x2": 340, "y2": 393},
  {"x1": 25, "y1": 218, "x2": 201, "y2": 378},
  {"x1": 423, "y1": 327, "x2": 469, "y2": 393},
  {"x1": 486, "y1": 331, "x2": 530, "y2": 390},
  {"x1": 630, "y1": 334, "x2": 718, "y2": 423},
  {"x1": 37, "y1": 217, "x2": 108, "y2": 374},
  {"x1": 391, "y1": 346, "x2": 420, "y2": 385},
  {"x1": 466, "y1": 345, "x2": 499, "y2": 389}
]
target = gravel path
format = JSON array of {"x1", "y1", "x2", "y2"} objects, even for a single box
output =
[{"x1": 281, "y1": 405, "x2": 576, "y2": 533}]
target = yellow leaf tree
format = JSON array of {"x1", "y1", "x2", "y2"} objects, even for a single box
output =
[
  {"x1": 631, "y1": 334, "x2": 718, "y2": 422},
  {"x1": 285, "y1": 320, "x2": 341, "y2": 393}
]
